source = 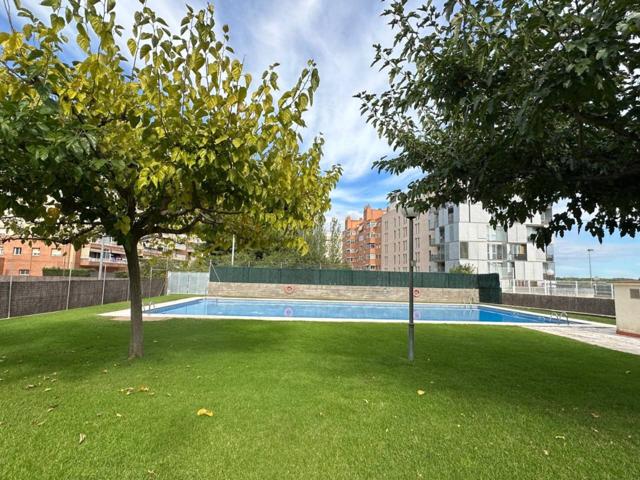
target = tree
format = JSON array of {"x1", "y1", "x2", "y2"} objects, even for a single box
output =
[
  {"x1": 326, "y1": 217, "x2": 343, "y2": 265},
  {"x1": 0, "y1": 0, "x2": 340, "y2": 358},
  {"x1": 449, "y1": 264, "x2": 476, "y2": 275},
  {"x1": 209, "y1": 215, "x2": 348, "y2": 269},
  {"x1": 358, "y1": 0, "x2": 639, "y2": 247}
]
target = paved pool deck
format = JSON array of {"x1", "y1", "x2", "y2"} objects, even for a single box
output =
[{"x1": 525, "y1": 324, "x2": 640, "y2": 356}]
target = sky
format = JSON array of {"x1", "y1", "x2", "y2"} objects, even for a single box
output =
[{"x1": 2, "y1": 0, "x2": 639, "y2": 278}]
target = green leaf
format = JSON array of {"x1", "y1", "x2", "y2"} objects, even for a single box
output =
[
  {"x1": 76, "y1": 24, "x2": 90, "y2": 52},
  {"x1": 139, "y1": 44, "x2": 152, "y2": 58},
  {"x1": 127, "y1": 38, "x2": 137, "y2": 56}
]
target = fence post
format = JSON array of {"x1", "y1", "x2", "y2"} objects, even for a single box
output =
[
  {"x1": 186, "y1": 272, "x2": 191, "y2": 294},
  {"x1": 65, "y1": 268, "x2": 72, "y2": 310},
  {"x1": 575, "y1": 281, "x2": 579, "y2": 297},
  {"x1": 528, "y1": 280, "x2": 532, "y2": 294},
  {"x1": 101, "y1": 269, "x2": 107, "y2": 305},
  {"x1": 7, "y1": 275, "x2": 12, "y2": 318},
  {"x1": 148, "y1": 268, "x2": 153, "y2": 309}
]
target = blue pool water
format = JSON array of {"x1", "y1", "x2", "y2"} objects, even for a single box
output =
[{"x1": 149, "y1": 298, "x2": 576, "y2": 324}]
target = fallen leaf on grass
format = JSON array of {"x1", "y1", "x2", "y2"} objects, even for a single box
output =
[
  {"x1": 79, "y1": 433, "x2": 86, "y2": 444},
  {"x1": 417, "y1": 390, "x2": 425, "y2": 396},
  {"x1": 116, "y1": 413, "x2": 123, "y2": 418},
  {"x1": 138, "y1": 386, "x2": 150, "y2": 392},
  {"x1": 197, "y1": 408, "x2": 214, "y2": 417},
  {"x1": 591, "y1": 412, "x2": 600, "y2": 418},
  {"x1": 47, "y1": 405, "x2": 58, "y2": 413},
  {"x1": 555, "y1": 435, "x2": 565, "y2": 440},
  {"x1": 25, "y1": 384, "x2": 36, "y2": 390},
  {"x1": 543, "y1": 450, "x2": 549, "y2": 456},
  {"x1": 102, "y1": 369, "x2": 108, "y2": 374},
  {"x1": 44, "y1": 388, "x2": 52, "y2": 392}
]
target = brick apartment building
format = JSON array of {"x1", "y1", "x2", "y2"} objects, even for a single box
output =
[
  {"x1": 0, "y1": 235, "x2": 195, "y2": 277},
  {"x1": 341, "y1": 205, "x2": 385, "y2": 270}
]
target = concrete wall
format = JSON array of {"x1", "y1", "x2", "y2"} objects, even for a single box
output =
[
  {"x1": 208, "y1": 281, "x2": 479, "y2": 303},
  {"x1": 502, "y1": 292, "x2": 615, "y2": 316},
  {"x1": 614, "y1": 282, "x2": 640, "y2": 337},
  {"x1": 0, "y1": 278, "x2": 165, "y2": 318}
]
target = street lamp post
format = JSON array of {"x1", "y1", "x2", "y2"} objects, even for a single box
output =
[{"x1": 402, "y1": 206, "x2": 418, "y2": 362}]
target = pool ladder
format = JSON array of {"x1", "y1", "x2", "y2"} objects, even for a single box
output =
[
  {"x1": 465, "y1": 298, "x2": 474, "y2": 310},
  {"x1": 551, "y1": 311, "x2": 570, "y2": 325}
]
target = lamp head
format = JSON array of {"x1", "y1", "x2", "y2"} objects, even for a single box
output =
[{"x1": 402, "y1": 205, "x2": 418, "y2": 219}]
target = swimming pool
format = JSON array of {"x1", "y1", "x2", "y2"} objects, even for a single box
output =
[{"x1": 147, "y1": 298, "x2": 579, "y2": 325}]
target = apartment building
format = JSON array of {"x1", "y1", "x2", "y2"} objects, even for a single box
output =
[
  {"x1": 0, "y1": 240, "x2": 76, "y2": 276},
  {"x1": 381, "y1": 205, "x2": 430, "y2": 272},
  {"x1": 342, "y1": 205, "x2": 385, "y2": 270},
  {"x1": 380, "y1": 201, "x2": 555, "y2": 282},
  {"x1": 0, "y1": 235, "x2": 196, "y2": 277}
]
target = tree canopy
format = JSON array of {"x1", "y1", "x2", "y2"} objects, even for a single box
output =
[
  {"x1": 358, "y1": 0, "x2": 639, "y2": 246},
  {"x1": 0, "y1": 0, "x2": 340, "y2": 357}
]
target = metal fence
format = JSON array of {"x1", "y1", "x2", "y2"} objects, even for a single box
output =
[
  {"x1": 0, "y1": 276, "x2": 166, "y2": 319},
  {"x1": 167, "y1": 271, "x2": 210, "y2": 295},
  {"x1": 500, "y1": 279, "x2": 614, "y2": 299}
]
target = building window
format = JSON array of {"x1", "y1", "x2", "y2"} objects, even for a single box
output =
[
  {"x1": 13, "y1": 247, "x2": 22, "y2": 255},
  {"x1": 460, "y1": 242, "x2": 469, "y2": 259},
  {"x1": 18, "y1": 269, "x2": 29, "y2": 276},
  {"x1": 487, "y1": 227, "x2": 507, "y2": 242},
  {"x1": 488, "y1": 244, "x2": 506, "y2": 260},
  {"x1": 32, "y1": 248, "x2": 41, "y2": 256},
  {"x1": 51, "y1": 248, "x2": 63, "y2": 256}
]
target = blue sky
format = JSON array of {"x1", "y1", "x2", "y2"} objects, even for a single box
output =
[{"x1": 3, "y1": 0, "x2": 639, "y2": 278}]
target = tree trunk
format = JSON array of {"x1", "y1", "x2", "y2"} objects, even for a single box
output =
[{"x1": 124, "y1": 239, "x2": 144, "y2": 359}]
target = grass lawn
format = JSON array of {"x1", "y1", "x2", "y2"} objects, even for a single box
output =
[{"x1": 1, "y1": 296, "x2": 639, "y2": 479}]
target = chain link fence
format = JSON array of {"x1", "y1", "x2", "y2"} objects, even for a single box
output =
[{"x1": 167, "y1": 271, "x2": 209, "y2": 295}]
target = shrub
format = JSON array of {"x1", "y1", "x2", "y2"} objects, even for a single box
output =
[{"x1": 42, "y1": 267, "x2": 91, "y2": 277}]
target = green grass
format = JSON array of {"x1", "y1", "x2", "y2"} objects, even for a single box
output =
[{"x1": 1, "y1": 297, "x2": 639, "y2": 479}]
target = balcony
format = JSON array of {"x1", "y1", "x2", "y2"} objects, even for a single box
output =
[
  {"x1": 430, "y1": 252, "x2": 445, "y2": 262},
  {"x1": 508, "y1": 253, "x2": 527, "y2": 261},
  {"x1": 79, "y1": 256, "x2": 128, "y2": 268}
]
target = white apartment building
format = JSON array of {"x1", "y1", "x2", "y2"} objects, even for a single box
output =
[{"x1": 381, "y1": 201, "x2": 555, "y2": 282}]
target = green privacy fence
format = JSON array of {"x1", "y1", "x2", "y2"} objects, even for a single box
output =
[{"x1": 210, "y1": 267, "x2": 502, "y2": 304}]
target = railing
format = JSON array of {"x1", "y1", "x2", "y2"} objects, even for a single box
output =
[
  {"x1": 81, "y1": 257, "x2": 128, "y2": 264},
  {"x1": 501, "y1": 279, "x2": 614, "y2": 299},
  {"x1": 430, "y1": 253, "x2": 445, "y2": 262}
]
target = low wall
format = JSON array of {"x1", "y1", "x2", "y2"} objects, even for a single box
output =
[
  {"x1": 208, "y1": 282, "x2": 479, "y2": 303},
  {"x1": 614, "y1": 282, "x2": 640, "y2": 337},
  {"x1": 502, "y1": 293, "x2": 615, "y2": 316},
  {"x1": 0, "y1": 278, "x2": 165, "y2": 318}
]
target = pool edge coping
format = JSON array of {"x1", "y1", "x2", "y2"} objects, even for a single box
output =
[{"x1": 100, "y1": 296, "x2": 606, "y2": 327}]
